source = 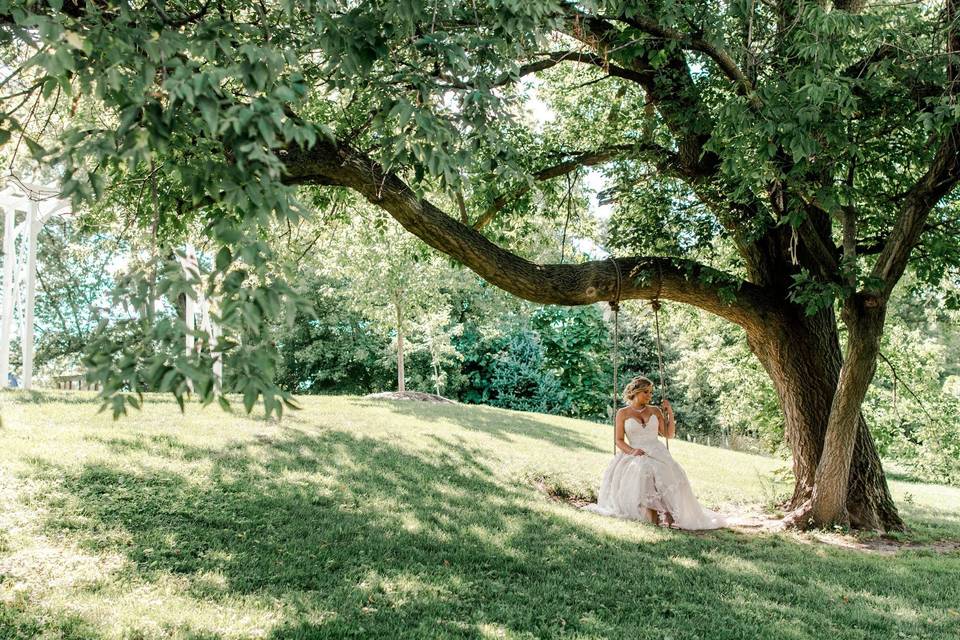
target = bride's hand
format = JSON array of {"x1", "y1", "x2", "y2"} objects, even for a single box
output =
[
  {"x1": 662, "y1": 399, "x2": 673, "y2": 414},
  {"x1": 633, "y1": 448, "x2": 646, "y2": 456}
]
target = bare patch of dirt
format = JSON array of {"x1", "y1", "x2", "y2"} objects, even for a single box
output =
[
  {"x1": 533, "y1": 477, "x2": 594, "y2": 508},
  {"x1": 364, "y1": 391, "x2": 457, "y2": 404},
  {"x1": 536, "y1": 484, "x2": 960, "y2": 555},
  {"x1": 802, "y1": 532, "x2": 960, "y2": 555}
]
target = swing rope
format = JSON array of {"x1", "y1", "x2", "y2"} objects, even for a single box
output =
[
  {"x1": 652, "y1": 260, "x2": 669, "y2": 449},
  {"x1": 651, "y1": 298, "x2": 669, "y2": 451},
  {"x1": 609, "y1": 256, "x2": 622, "y2": 455},
  {"x1": 608, "y1": 258, "x2": 670, "y2": 454}
]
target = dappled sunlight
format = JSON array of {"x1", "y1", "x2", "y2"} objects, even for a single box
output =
[
  {"x1": 1, "y1": 394, "x2": 958, "y2": 638},
  {"x1": 703, "y1": 550, "x2": 768, "y2": 579},
  {"x1": 670, "y1": 555, "x2": 700, "y2": 569},
  {"x1": 0, "y1": 538, "x2": 126, "y2": 594}
]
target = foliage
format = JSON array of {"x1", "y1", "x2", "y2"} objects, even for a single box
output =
[
  {"x1": 407, "y1": 308, "x2": 464, "y2": 396},
  {"x1": 666, "y1": 306, "x2": 784, "y2": 451},
  {"x1": 31, "y1": 220, "x2": 121, "y2": 369},
  {"x1": 474, "y1": 328, "x2": 572, "y2": 415},
  {"x1": 272, "y1": 274, "x2": 393, "y2": 395},
  {"x1": 530, "y1": 304, "x2": 611, "y2": 418},
  {"x1": 320, "y1": 209, "x2": 456, "y2": 391},
  {"x1": 861, "y1": 280, "x2": 960, "y2": 484}
]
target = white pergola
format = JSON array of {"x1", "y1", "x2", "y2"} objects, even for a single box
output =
[
  {"x1": 179, "y1": 244, "x2": 223, "y2": 390},
  {"x1": 0, "y1": 181, "x2": 224, "y2": 392},
  {"x1": 0, "y1": 179, "x2": 71, "y2": 389}
]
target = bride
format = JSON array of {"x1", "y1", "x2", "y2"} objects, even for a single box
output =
[{"x1": 584, "y1": 376, "x2": 725, "y2": 530}]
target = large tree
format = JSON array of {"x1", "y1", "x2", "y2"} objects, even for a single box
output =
[{"x1": 2, "y1": 0, "x2": 958, "y2": 529}]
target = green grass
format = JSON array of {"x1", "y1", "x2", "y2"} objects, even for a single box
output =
[{"x1": 1, "y1": 391, "x2": 958, "y2": 639}]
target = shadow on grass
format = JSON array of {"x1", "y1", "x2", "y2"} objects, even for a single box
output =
[
  {"x1": 352, "y1": 398, "x2": 608, "y2": 453},
  {"x1": 0, "y1": 604, "x2": 101, "y2": 640},
  {"x1": 15, "y1": 428, "x2": 959, "y2": 640}
]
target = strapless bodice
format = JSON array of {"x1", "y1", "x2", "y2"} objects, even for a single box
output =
[{"x1": 625, "y1": 415, "x2": 661, "y2": 445}]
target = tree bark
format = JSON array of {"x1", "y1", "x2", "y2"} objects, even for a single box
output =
[
  {"x1": 808, "y1": 295, "x2": 888, "y2": 526},
  {"x1": 746, "y1": 305, "x2": 903, "y2": 531}
]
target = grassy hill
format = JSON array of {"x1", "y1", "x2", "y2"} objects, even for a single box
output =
[{"x1": 1, "y1": 392, "x2": 958, "y2": 639}]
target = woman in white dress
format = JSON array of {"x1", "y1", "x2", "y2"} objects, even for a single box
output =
[{"x1": 584, "y1": 376, "x2": 725, "y2": 530}]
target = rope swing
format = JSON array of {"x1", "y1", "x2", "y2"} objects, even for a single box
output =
[
  {"x1": 608, "y1": 257, "x2": 623, "y2": 455},
  {"x1": 608, "y1": 258, "x2": 670, "y2": 454},
  {"x1": 652, "y1": 260, "x2": 669, "y2": 418}
]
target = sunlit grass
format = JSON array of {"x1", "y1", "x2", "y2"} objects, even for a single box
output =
[{"x1": 1, "y1": 390, "x2": 958, "y2": 639}]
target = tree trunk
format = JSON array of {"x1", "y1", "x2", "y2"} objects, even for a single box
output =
[
  {"x1": 809, "y1": 295, "x2": 888, "y2": 527},
  {"x1": 395, "y1": 298, "x2": 405, "y2": 393},
  {"x1": 745, "y1": 305, "x2": 903, "y2": 531}
]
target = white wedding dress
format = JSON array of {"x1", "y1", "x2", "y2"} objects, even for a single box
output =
[{"x1": 584, "y1": 415, "x2": 725, "y2": 530}]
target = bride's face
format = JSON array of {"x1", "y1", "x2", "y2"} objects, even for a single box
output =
[{"x1": 633, "y1": 387, "x2": 653, "y2": 405}]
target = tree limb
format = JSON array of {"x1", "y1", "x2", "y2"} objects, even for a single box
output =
[
  {"x1": 608, "y1": 14, "x2": 761, "y2": 109},
  {"x1": 280, "y1": 138, "x2": 779, "y2": 329},
  {"x1": 870, "y1": 0, "x2": 960, "y2": 297},
  {"x1": 471, "y1": 142, "x2": 680, "y2": 230},
  {"x1": 440, "y1": 51, "x2": 650, "y2": 89}
]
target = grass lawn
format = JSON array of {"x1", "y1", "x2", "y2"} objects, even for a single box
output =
[{"x1": 1, "y1": 391, "x2": 958, "y2": 639}]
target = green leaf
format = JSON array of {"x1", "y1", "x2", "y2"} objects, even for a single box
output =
[
  {"x1": 215, "y1": 246, "x2": 232, "y2": 271},
  {"x1": 318, "y1": 123, "x2": 335, "y2": 142},
  {"x1": 243, "y1": 384, "x2": 258, "y2": 413},
  {"x1": 23, "y1": 136, "x2": 46, "y2": 160}
]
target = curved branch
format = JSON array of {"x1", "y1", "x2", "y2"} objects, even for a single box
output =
[
  {"x1": 520, "y1": 51, "x2": 652, "y2": 86},
  {"x1": 870, "y1": 0, "x2": 960, "y2": 296},
  {"x1": 472, "y1": 142, "x2": 680, "y2": 230},
  {"x1": 281, "y1": 139, "x2": 779, "y2": 329},
  {"x1": 442, "y1": 51, "x2": 649, "y2": 89},
  {"x1": 609, "y1": 14, "x2": 761, "y2": 109}
]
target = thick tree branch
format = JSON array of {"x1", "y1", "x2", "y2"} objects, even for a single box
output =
[
  {"x1": 842, "y1": 44, "x2": 898, "y2": 80},
  {"x1": 833, "y1": 0, "x2": 868, "y2": 14},
  {"x1": 798, "y1": 214, "x2": 841, "y2": 276},
  {"x1": 870, "y1": 0, "x2": 960, "y2": 297},
  {"x1": 563, "y1": 10, "x2": 721, "y2": 177},
  {"x1": 280, "y1": 138, "x2": 778, "y2": 329}
]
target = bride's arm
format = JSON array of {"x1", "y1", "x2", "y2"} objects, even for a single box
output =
[{"x1": 657, "y1": 401, "x2": 676, "y2": 439}]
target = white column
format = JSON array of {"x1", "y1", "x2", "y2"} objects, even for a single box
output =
[
  {"x1": 21, "y1": 201, "x2": 39, "y2": 389},
  {"x1": 182, "y1": 245, "x2": 197, "y2": 394},
  {"x1": 204, "y1": 299, "x2": 222, "y2": 391},
  {"x1": 0, "y1": 206, "x2": 16, "y2": 387},
  {"x1": 184, "y1": 244, "x2": 196, "y2": 357},
  {"x1": 185, "y1": 294, "x2": 196, "y2": 355},
  {"x1": 211, "y1": 319, "x2": 222, "y2": 391}
]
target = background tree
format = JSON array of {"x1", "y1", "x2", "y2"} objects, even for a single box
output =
[{"x1": 324, "y1": 209, "x2": 455, "y2": 393}]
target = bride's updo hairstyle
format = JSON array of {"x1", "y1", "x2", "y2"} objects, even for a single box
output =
[{"x1": 623, "y1": 376, "x2": 653, "y2": 405}]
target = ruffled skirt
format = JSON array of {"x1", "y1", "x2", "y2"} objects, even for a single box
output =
[{"x1": 583, "y1": 444, "x2": 725, "y2": 530}]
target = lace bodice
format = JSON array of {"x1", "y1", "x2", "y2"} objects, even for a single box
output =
[{"x1": 625, "y1": 415, "x2": 661, "y2": 446}]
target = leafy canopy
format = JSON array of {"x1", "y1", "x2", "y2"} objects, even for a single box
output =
[{"x1": 0, "y1": 0, "x2": 957, "y2": 414}]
